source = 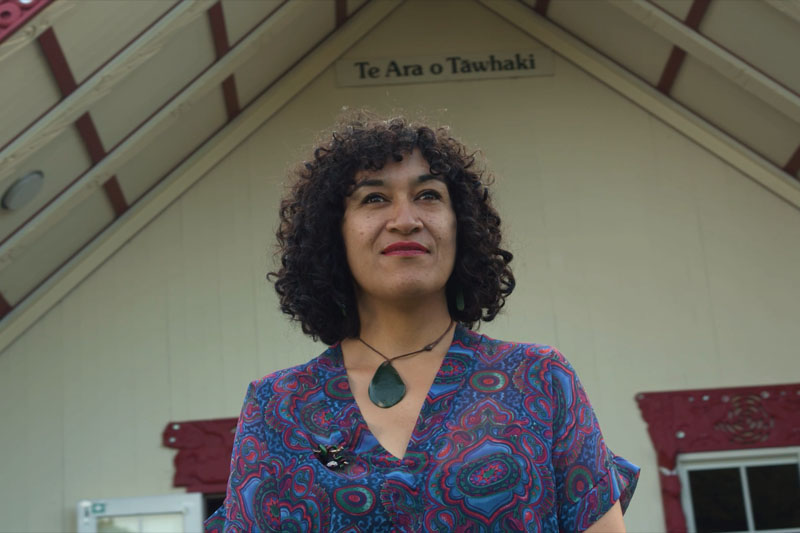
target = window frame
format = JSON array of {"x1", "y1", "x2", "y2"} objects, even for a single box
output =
[
  {"x1": 76, "y1": 492, "x2": 204, "y2": 533},
  {"x1": 677, "y1": 446, "x2": 800, "y2": 533}
]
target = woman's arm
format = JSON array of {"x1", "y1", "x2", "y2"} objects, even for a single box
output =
[
  {"x1": 545, "y1": 346, "x2": 639, "y2": 532},
  {"x1": 584, "y1": 501, "x2": 625, "y2": 533},
  {"x1": 205, "y1": 381, "x2": 273, "y2": 532}
]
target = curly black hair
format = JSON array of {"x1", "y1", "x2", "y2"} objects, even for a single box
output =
[{"x1": 268, "y1": 114, "x2": 514, "y2": 345}]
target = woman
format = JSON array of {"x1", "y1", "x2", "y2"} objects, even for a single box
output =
[{"x1": 205, "y1": 116, "x2": 639, "y2": 532}]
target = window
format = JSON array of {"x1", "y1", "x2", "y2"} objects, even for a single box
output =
[
  {"x1": 76, "y1": 493, "x2": 204, "y2": 533},
  {"x1": 678, "y1": 447, "x2": 800, "y2": 533},
  {"x1": 204, "y1": 492, "x2": 225, "y2": 519}
]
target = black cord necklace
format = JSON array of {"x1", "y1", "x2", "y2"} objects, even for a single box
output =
[{"x1": 358, "y1": 320, "x2": 454, "y2": 408}]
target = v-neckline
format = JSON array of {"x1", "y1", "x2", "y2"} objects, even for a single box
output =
[{"x1": 330, "y1": 323, "x2": 474, "y2": 462}]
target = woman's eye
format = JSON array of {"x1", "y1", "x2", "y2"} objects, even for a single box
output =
[
  {"x1": 418, "y1": 190, "x2": 442, "y2": 201},
  {"x1": 362, "y1": 193, "x2": 385, "y2": 204}
]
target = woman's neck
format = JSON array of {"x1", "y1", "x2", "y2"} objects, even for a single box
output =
[{"x1": 350, "y1": 294, "x2": 454, "y2": 357}]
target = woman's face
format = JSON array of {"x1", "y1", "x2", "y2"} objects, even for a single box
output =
[{"x1": 342, "y1": 148, "x2": 457, "y2": 307}]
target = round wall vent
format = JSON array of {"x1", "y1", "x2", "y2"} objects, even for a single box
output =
[{"x1": 2, "y1": 171, "x2": 44, "y2": 210}]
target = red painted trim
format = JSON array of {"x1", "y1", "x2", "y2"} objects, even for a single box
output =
[
  {"x1": 0, "y1": 1, "x2": 186, "y2": 154},
  {"x1": 1, "y1": 0, "x2": 289, "y2": 252},
  {"x1": 75, "y1": 109, "x2": 131, "y2": 219},
  {"x1": 37, "y1": 29, "x2": 131, "y2": 224},
  {"x1": 637, "y1": 382, "x2": 800, "y2": 533},
  {"x1": 6, "y1": 151, "x2": 159, "y2": 308},
  {"x1": 784, "y1": 145, "x2": 800, "y2": 177},
  {"x1": 102, "y1": 177, "x2": 128, "y2": 216},
  {"x1": 7, "y1": 120, "x2": 230, "y2": 310},
  {"x1": 37, "y1": 27, "x2": 77, "y2": 96},
  {"x1": 533, "y1": 0, "x2": 550, "y2": 16},
  {"x1": 207, "y1": 3, "x2": 240, "y2": 120},
  {"x1": 38, "y1": 26, "x2": 128, "y2": 220},
  {"x1": 74, "y1": 112, "x2": 106, "y2": 164},
  {"x1": 335, "y1": 0, "x2": 346, "y2": 27},
  {"x1": 684, "y1": 0, "x2": 712, "y2": 30},
  {"x1": 656, "y1": 47, "x2": 686, "y2": 95},
  {"x1": 207, "y1": 2, "x2": 229, "y2": 58},
  {"x1": 655, "y1": 0, "x2": 711, "y2": 96},
  {"x1": 122, "y1": 121, "x2": 229, "y2": 209},
  {"x1": 646, "y1": 0, "x2": 800, "y2": 101},
  {"x1": 535, "y1": 14, "x2": 794, "y2": 181},
  {"x1": 9, "y1": 23, "x2": 345, "y2": 317},
  {"x1": 106, "y1": 1, "x2": 315, "y2": 156},
  {"x1": 228, "y1": 0, "x2": 287, "y2": 49},
  {"x1": 0, "y1": 0, "x2": 55, "y2": 45},
  {"x1": 0, "y1": 39, "x2": 248, "y2": 250},
  {"x1": 0, "y1": 291, "x2": 12, "y2": 319},
  {"x1": 221, "y1": 76, "x2": 240, "y2": 119}
]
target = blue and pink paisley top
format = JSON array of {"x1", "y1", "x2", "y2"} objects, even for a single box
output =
[{"x1": 205, "y1": 324, "x2": 639, "y2": 532}]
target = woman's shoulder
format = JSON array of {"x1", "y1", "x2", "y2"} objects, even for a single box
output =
[
  {"x1": 247, "y1": 345, "x2": 341, "y2": 397},
  {"x1": 467, "y1": 327, "x2": 569, "y2": 367},
  {"x1": 465, "y1": 328, "x2": 581, "y2": 396}
]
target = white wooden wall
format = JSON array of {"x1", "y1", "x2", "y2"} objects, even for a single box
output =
[{"x1": 2, "y1": 1, "x2": 800, "y2": 531}]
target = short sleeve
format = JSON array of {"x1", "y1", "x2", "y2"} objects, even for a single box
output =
[
  {"x1": 548, "y1": 349, "x2": 640, "y2": 532},
  {"x1": 204, "y1": 381, "x2": 273, "y2": 533}
]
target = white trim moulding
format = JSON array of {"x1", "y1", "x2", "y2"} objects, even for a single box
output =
[
  {"x1": 608, "y1": 0, "x2": 800, "y2": 125},
  {"x1": 0, "y1": 0, "x2": 305, "y2": 271},
  {"x1": 0, "y1": 0, "x2": 404, "y2": 354},
  {"x1": 0, "y1": 0, "x2": 214, "y2": 185},
  {"x1": 478, "y1": 0, "x2": 800, "y2": 208},
  {"x1": 763, "y1": 0, "x2": 800, "y2": 26}
]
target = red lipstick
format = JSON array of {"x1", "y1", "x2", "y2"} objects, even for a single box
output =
[{"x1": 382, "y1": 241, "x2": 428, "y2": 255}]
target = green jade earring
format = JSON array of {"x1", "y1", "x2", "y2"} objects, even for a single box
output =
[{"x1": 358, "y1": 320, "x2": 454, "y2": 408}]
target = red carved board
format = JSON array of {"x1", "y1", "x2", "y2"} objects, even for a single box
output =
[
  {"x1": 163, "y1": 417, "x2": 237, "y2": 494},
  {"x1": 0, "y1": 0, "x2": 55, "y2": 44},
  {"x1": 637, "y1": 382, "x2": 800, "y2": 533}
]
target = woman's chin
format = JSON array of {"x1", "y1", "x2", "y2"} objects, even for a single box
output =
[{"x1": 367, "y1": 282, "x2": 448, "y2": 305}]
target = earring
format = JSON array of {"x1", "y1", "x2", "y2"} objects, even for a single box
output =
[
  {"x1": 335, "y1": 298, "x2": 347, "y2": 317},
  {"x1": 456, "y1": 286, "x2": 465, "y2": 312}
]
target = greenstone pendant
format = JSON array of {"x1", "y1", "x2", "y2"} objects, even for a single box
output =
[{"x1": 368, "y1": 361, "x2": 406, "y2": 408}]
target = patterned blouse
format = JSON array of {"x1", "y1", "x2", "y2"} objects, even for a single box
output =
[{"x1": 205, "y1": 324, "x2": 639, "y2": 532}]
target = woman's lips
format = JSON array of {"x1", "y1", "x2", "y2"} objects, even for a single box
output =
[{"x1": 382, "y1": 242, "x2": 429, "y2": 255}]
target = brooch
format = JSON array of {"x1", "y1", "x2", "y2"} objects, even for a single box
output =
[{"x1": 314, "y1": 444, "x2": 350, "y2": 470}]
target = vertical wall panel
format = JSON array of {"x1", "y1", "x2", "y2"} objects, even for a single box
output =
[
  {"x1": 0, "y1": 332, "x2": 34, "y2": 532},
  {"x1": 61, "y1": 259, "x2": 138, "y2": 508},
  {"x1": 692, "y1": 145, "x2": 800, "y2": 382},
  {"x1": 642, "y1": 120, "x2": 722, "y2": 388},
  {"x1": 104, "y1": 214, "x2": 175, "y2": 495},
  {"x1": 21, "y1": 307, "x2": 66, "y2": 532},
  {"x1": 168, "y1": 159, "x2": 226, "y2": 421},
  {"x1": 196, "y1": 148, "x2": 261, "y2": 417}
]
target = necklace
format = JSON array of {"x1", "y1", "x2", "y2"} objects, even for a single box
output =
[{"x1": 358, "y1": 320, "x2": 454, "y2": 408}]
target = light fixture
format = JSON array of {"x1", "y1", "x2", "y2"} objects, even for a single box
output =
[{"x1": 2, "y1": 170, "x2": 44, "y2": 210}]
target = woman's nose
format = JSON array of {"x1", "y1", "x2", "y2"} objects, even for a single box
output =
[{"x1": 386, "y1": 199, "x2": 422, "y2": 233}]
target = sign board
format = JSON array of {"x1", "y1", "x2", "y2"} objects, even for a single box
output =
[{"x1": 336, "y1": 49, "x2": 555, "y2": 87}]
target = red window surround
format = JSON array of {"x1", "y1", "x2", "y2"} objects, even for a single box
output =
[
  {"x1": 163, "y1": 417, "x2": 237, "y2": 494},
  {"x1": 637, "y1": 382, "x2": 800, "y2": 533}
]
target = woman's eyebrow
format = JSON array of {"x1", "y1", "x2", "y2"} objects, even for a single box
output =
[
  {"x1": 351, "y1": 174, "x2": 444, "y2": 191},
  {"x1": 351, "y1": 178, "x2": 383, "y2": 190},
  {"x1": 418, "y1": 174, "x2": 445, "y2": 184}
]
